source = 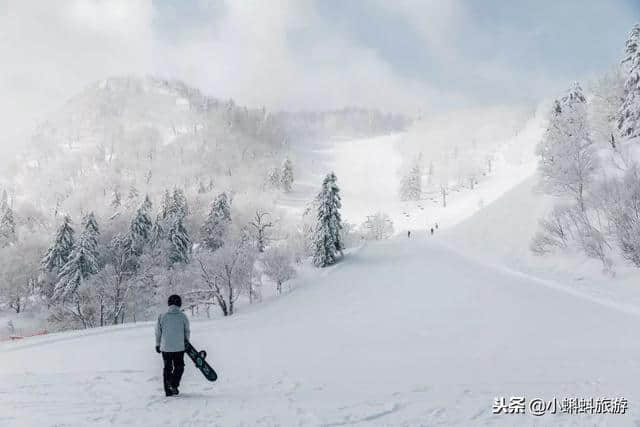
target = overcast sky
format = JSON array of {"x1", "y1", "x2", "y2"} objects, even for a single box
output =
[{"x1": 1, "y1": 0, "x2": 638, "y2": 151}]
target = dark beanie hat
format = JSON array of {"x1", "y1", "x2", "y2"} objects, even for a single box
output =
[{"x1": 168, "y1": 294, "x2": 182, "y2": 307}]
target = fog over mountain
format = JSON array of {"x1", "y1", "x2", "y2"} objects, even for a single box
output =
[{"x1": 1, "y1": 0, "x2": 637, "y2": 156}]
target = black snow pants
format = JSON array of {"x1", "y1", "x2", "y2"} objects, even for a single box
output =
[{"x1": 162, "y1": 351, "x2": 185, "y2": 393}]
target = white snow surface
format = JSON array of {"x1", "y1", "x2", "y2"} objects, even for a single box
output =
[
  {"x1": 4, "y1": 120, "x2": 640, "y2": 425},
  {"x1": 328, "y1": 111, "x2": 542, "y2": 233},
  {"x1": 3, "y1": 235, "x2": 640, "y2": 426}
]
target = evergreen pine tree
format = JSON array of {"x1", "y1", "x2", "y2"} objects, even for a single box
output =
[
  {"x1": 42, "y1": 215, "x2": 75, "y2": 272},
  {"x1": 399, "y1": 164, "x2": 422, "y2": 201},
  {"x1": 280, "y1": 158, "x2": 294, "y2": 192},
  {"x1": 129, "y1": 199, "x2": 153, "y2": 254},
  {"x1": 162, "y1": 188, "x2": 189, "y2": 220},
  {"x1": 113, "y1": 232, "x2": 138, "y2": 273},
  {"x1": 312, "y1": 172, "x2": 343, "y2": 267},
  {"x1": 201, "y1": 192, "x2": 231, "y2": 251},
  {"x1": 171, "y1": 187, "x2": 189, "y2": 219},
  {"x1": 618, "y1": 24, "x2": 640, "y2": 139},
  {"x1": 150, "y1": 214, "x2": 165, "y2": 248},
  {"x1": 82, "y1": 212, "x2": 99, "y2": 237},
  {"x1": 266, "y1": 168, "x2": 281, "y2": 189},
  {"x1": 167, "y1": 216, "x2": 191, "y2": 265},
  {"x1": 160, "y1": 189, "x2": 172, "y2": 219},
  {"x1": 142, "y1": 194, "x2": 153, "y2": 212},
  {"x1": 53, "y1": 219, "x2": 100, "y2": 300},
  {"x1": 0, "y1": 207, "x2": 16, "y2": 247}
]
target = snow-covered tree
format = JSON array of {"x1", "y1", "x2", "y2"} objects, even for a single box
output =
[
  {"x1": 129, "y1": 198, "x2": 153, "y2": 254},
  {"x1": 42, "y1": 215, "x2": 75, "y2": 272},
  {"x1": 170, "y1": 187, "x2": 189, "y2": 219},
  {"x1": 160, "y1": 189, "x2": 172, "y2": 219},
  {"x1": 618, "y1": 24, "x2": 640, "y2": 139},
  {"x1": 167, "y1": 216, "x2": 191, "y2": 266},
  {"x1": 142, "y1": 194, "x2": 152, "y2": 212},
  {"x1": 82, "y1": 212, "x2": 99, "y2": 239},
  {"x1": 536, "y1": 83, "x2": 597, "y2": 212},
  {"x1": 280, "y1": 158, "x2": 294, "y2": 192},
  {"x1": 530, "y1": 205, "x2": 573, "y2": 255},
  {"x1": 0, "y1": 189, "x2": 8, "y2": 213},
  {"x1": 127, "y1": 184, "x2": 139, "y2": 202},
  {"x1": 262, "y1": 247, "x2": 296, "y2": 294},
  {"x1": 312, "y1": 172, "x2": 343, "y2": 267},
  {"x1": 201, "y1": 192, "x2": 231, "y2": 251},
  {"x1": 602, "y1": 163, "x2": 640, "y2": 267},
  {"x1": 266, "y1": 167, "x2": 281, "y2": 190},
  {"x1": 399, "y1": 164, "x2": 421, "y2": 201},
  {"x1": 53, "y1": 219, "x2": 100, "y2": 300},
  {"x1": 590, "y1": 70, "x2": 625, "y2": 147},
  {"x1": 0, "y1": 243, "x2": 40, "y2": 313},
  {"x1": 248, "y1": 209, "x2": 274, "y2": 252},
  {"x1": 0, "y1": 207, "x2": 16, "y2": 247},
  {"x1": 93, "y1": 230, "x2": 155, "y2": 326},
  {"x1": 111, "y1": 188, "x2": 122, "y2": 208},
  {"x1": 150, "y1": 214, "x2": 165, "y2": 248},
  {"x1": 193, "y1": 234, "x2": 256, "y2": 316},
  {"x1": 363, "y1": 212, "x2": 394, "y2": 240}
]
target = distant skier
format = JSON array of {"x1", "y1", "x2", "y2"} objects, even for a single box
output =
[
  {"x1": 435, "y1": 222, "x2": 439, "y2": 230},
  {"x1": 155, "y1": 294, "x2": 190, "y2": 396},
  {"x1": 430, "y1": 227, "x2": 434, "y2": 235},
  {"x1": 407, "y1": 230, "x2": 411, "y2": 238}
]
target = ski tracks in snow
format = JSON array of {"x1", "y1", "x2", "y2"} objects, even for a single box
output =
[
  {"x1": 3, "y1": 352, "x2": 639, "y2": 425},
  {"x1": 4, "y1": 237, "x2": 640, "y2": 426}
]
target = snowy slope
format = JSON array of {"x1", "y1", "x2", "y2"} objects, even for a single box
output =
[
  {"x1": 274, "y1": 103, "x2": 545, "y2": 236},
  {"x1": 442, "y1": 176, "x2": 552, "y2": 268},
  {"x1": 318, "y1": 106, "x2": 545, "y2": 233},
  {"x1": 443, "y1": 172, "x2": 640, "y2": 319},
  {"x1": 327, "y1": 138, "x2": 535, "y2": 233},
  {"x1": 3, "y1": 236, "x2": 640, "y2": 426}
]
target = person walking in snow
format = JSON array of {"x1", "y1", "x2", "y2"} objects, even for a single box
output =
[
  {"x1": 407, "y1": 230, "x2": 411, "y2": 238},
  {"x1": 430, "y1": 227, "x2": 434, "y2": 235},
  {"x1": 156, "y1": 294, "x2": 190, "y2": 396}
]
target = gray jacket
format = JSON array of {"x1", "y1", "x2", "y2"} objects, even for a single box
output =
[{"x1": 155, "y1": 305, "x2": 190, "y2": 352}]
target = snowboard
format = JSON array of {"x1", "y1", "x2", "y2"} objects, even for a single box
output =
[{"x1": 185, "y1": 340, "x2": 218, "y2": 382}]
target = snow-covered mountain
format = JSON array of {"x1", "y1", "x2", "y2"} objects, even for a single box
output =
[
  {"x1": 6, "y1": 76, "x2": 289, "y2": 219},
  {"x1": 3, "y1": 75, "x2": 408, "y2": 222}
]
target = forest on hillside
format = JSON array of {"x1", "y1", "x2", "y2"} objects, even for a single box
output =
[{"x1": 0, "y1": 76, "x2": 406, "y2": 334}]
